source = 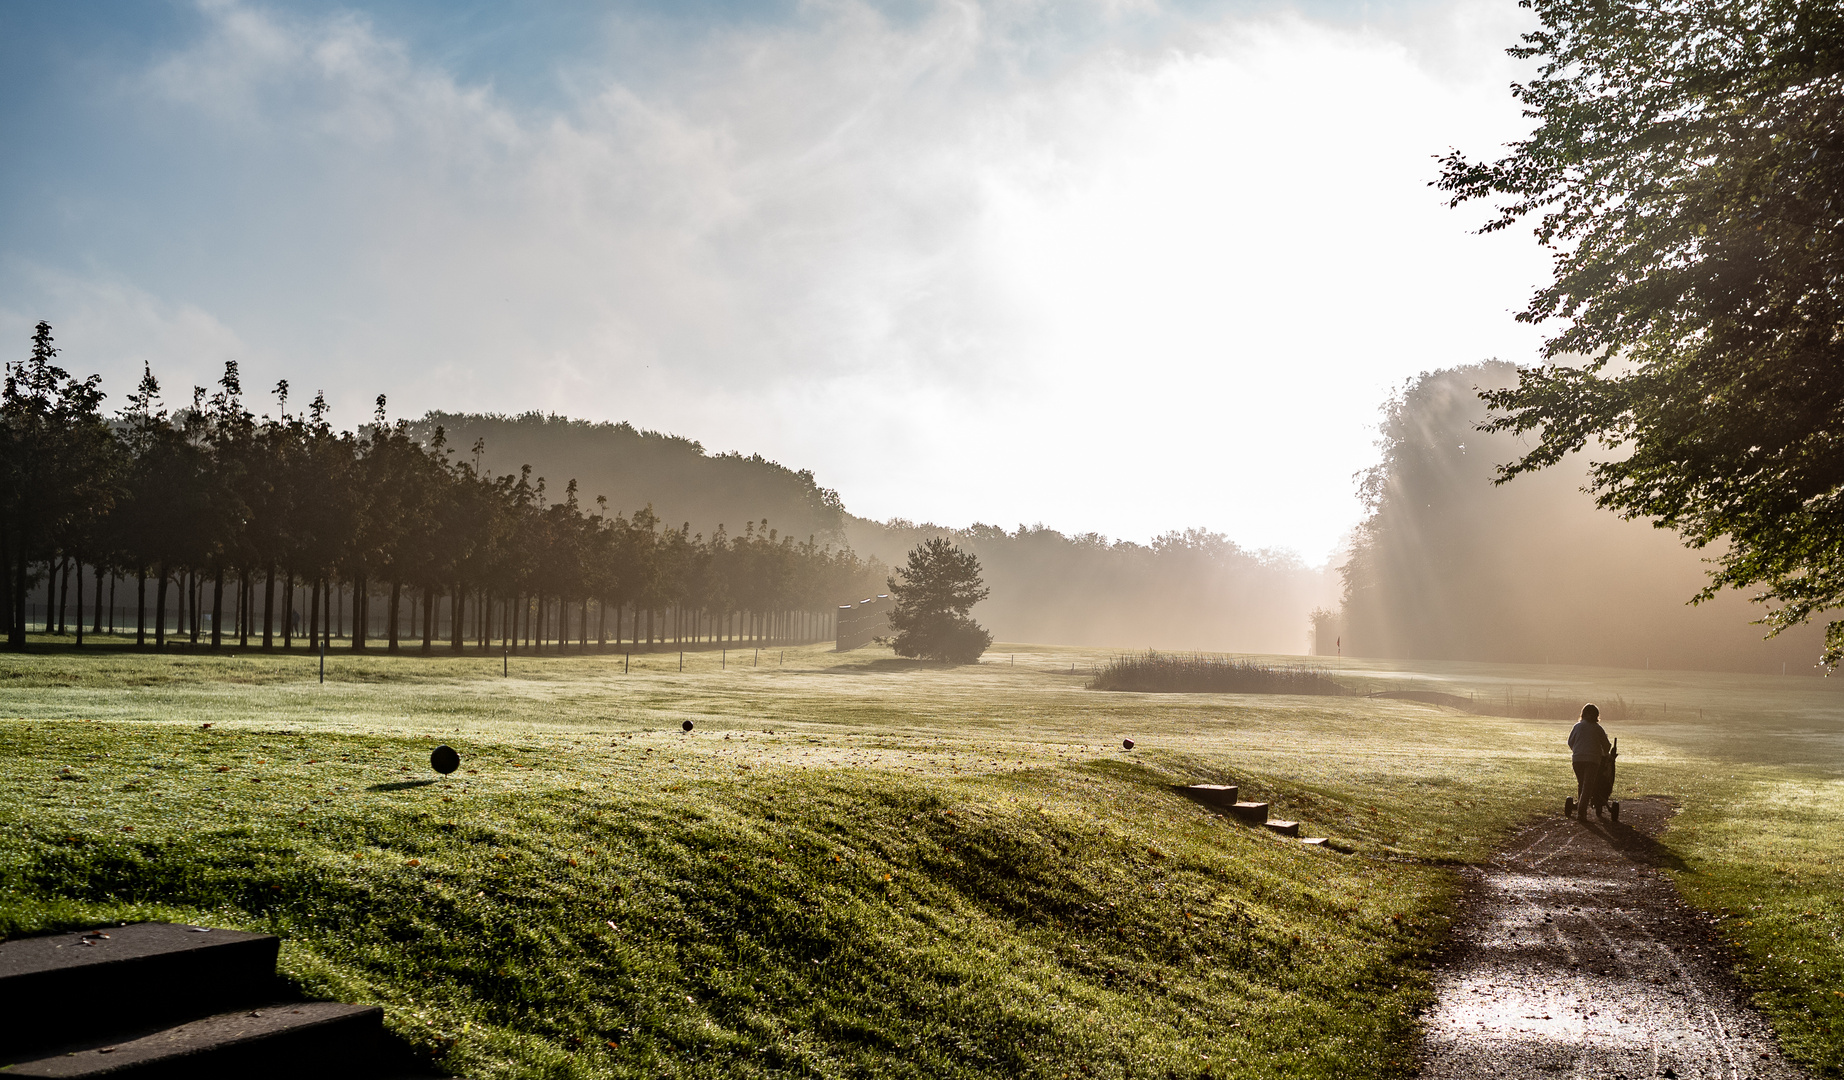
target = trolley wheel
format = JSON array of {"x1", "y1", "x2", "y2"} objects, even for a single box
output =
[
  {"x1": 1564, "y1": 796, "x2": 1575, "y2": 818},
  {"x1": 1609, "y1": 801, "x2": 1620, "y2": 823}
]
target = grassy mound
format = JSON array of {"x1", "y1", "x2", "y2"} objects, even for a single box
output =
[
  {"x1": 1, "y1": 718, "x2": 1494, "y2": 1080},
  {"x1": 1089, "y1": 653, "x2": 1348, "y2": 696}
]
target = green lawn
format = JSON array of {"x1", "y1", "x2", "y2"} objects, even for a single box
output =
[{"x1": 2, "y1": 641, "x2": 1841, "y2": 1077}]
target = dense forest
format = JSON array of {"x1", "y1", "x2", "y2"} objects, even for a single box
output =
[
  {"x1": 1335, "y1": 363, "x2": 1826, "y2": 674},
  {"x1": 413, "y1": 413, "x2": 848, "y2": 544},
  {"x1": 0, "y1": 324, "x2": 884, "y2": 653}
]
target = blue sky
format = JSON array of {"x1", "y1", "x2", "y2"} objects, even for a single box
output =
[{"x1": 0, "y1": 0, "x2": 1548, "y2": 563}]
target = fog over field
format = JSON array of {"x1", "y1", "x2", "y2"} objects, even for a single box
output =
[{"x1": 1333, "y1": 365, "x2": 1829, "y2": 674}]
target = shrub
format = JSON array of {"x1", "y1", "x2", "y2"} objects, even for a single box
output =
[
  {"x1": 887, "y1": 539, "x2": 992, "y2": 663},
  {"x1": 1088, "y1": 652, "x2": 1349, "y2": 695}
]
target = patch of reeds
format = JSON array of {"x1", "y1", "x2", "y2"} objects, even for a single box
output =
[{"x1": 1088, "y1": 651, "x2": 1350, "y2": 695}]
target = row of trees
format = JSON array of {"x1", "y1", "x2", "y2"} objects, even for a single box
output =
[{"x1": 0, "y1": 323, "x2": 886, "y2": 653}]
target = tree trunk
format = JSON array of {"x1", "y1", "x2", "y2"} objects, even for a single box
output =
[
  {"x1": 54, "y1": 556, "x2": 69, "y2": 635},
  {"x1": 421, "y1": 586, "x2": 433, "y2": 653},
  {"x1": 388, "y1": 579, "x2": 401, "y2": 653},
  {"x1": 155, "y1": 567, "x2": 170, "y2": 649},
  {"x1": 73, "y1": 557, "x2": 85, "y2": 647},
  {"x1": 352, "y1": 573, "x2": 367, "y2": 650},
  {"x1": 0, "y1": 532, "x2": 12, "y2": 645},
  {"x1": 282, "y1": 572, "x2": 294, "y2": 648},
  {"x1": 263, "y1": 564, "x2": 276, "y2": 649},
  {"x1": 136, "y1": 566, "x2": 148, "y2": 648},
  {"x1": 238, "y1": 571, "x2": 250, "y2": 647},
  {"x1": 94, "y1": 568, "x2": 107, "y2": 635},
  {"x1": 309, "y1": 578, "x2": 321, "y2": 650},
  {"x1": 451, "y1": 582, "x2": 465, "y2": 653},
  {"x1": 210, "y1": 569, "x2": 224, "y2": 649}
]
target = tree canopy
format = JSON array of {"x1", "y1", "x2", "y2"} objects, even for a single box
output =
[
  {"x1": 886, "y1": 538, "x2": 992, "y2": 663},
  {"x1": 0, "y1": 324, "x2": 884, "y2": 652},
  {"x1": 1437, "y1": 0, "x2": 1844, "y2": 664}
]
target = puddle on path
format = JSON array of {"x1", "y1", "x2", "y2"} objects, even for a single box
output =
[{"x1": 1419, "y1": 798, "x2": 1806, "y2": 1080}]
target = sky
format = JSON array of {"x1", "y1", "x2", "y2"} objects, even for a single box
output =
[{"x1": 0, "y1": 0, "x2": 1552, "y2": 564}]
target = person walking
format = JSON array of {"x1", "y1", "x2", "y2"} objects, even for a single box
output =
[{"x1": 1568, "y1": 703, "x2": 1612, "y2": 819}]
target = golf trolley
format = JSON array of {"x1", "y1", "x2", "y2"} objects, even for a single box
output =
[{"x1": 1564, "y1": 737, "x2": 1620, "y2": 823}]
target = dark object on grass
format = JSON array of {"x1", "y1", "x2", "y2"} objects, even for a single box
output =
[
  {"x1": 682, "y1": 720, "x2": 694, "y2": 732},
  {"x1": 1090, "y1": 651, "x2": 1348, "y2": 695},
  {"x1": 430, "y1": 745, "x2": 460, "y2": 775},
  {"x1": 1122, "y1": 738, "x2": 1135, "y2": 750}
]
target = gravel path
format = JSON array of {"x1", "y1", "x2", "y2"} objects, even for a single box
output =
[{"x1": 1418, "y1": 797, "x2": 1806, "y2": 1080}]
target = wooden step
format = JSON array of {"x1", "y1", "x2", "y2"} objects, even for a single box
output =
[
  {"x1": 1300, "y1": 837, "x2": 1329, "y2": 847},
  {"x1": 1226, "y1": 802, "x2": 1269, "y2": 823},
  {"x1": 1262, "y1": 820, "x2": 1300, "y2": 837},
  {"x1": 1179, "y1": 784, "x2": 1239, "y2": 808},
  {"x1": 0, "y1": 1001, "x2": 383, "y2": 1079},
  {"x1": 0, "y1": 924, "x2": 280, "y2": 1056}
]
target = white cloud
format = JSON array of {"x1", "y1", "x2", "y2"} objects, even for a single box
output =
[
  {"x1": 9, "y1": 0, "x2": 1550, "y2": 562},
  {"x1": 0, "y1": 264, "x2": 251, "y2": 407}
]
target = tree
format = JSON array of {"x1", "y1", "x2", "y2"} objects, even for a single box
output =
[
  {"x1": 1, "y1": 323, "x2": 116, "y2": 649},
  {"x1": 886, "y1": 538, "x2": 991, "y2": 663},
  {"x1": 1436, "y1": 0, "x2": 1844, "y2": 665}
]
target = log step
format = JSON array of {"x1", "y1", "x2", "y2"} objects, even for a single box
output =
[
  {"x1": 1179, "y1": 784, "x2": 1239, "y2": 807},
  {"x1": 0, "y1": 1001, "x2": 383, "y2": 1079},
  {"x1": 0, "y1": 924, "x2": 280, "y2": 1057},
  {"x1": 1300, "y1": 837, "x2": 1329, "y2": 847},
  {"x1": 1226, "y1": 802, "x2": 1269, "y2": 823},
  {"x1": 1262, "y1": 820, "x2": 1300, "y2": 837}
]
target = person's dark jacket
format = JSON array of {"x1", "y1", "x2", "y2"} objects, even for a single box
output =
[{"x1": 1569, "y1": 719, "x2": 1611, "y2": 762}]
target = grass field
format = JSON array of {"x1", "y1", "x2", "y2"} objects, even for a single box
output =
[{"x1": 2, "y1": 640, "x2": 1842, "y2": 1078}]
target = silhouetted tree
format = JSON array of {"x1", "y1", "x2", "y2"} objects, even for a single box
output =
[{"x1": 886, "y1": 538, "x2": 991, "y2": 663}]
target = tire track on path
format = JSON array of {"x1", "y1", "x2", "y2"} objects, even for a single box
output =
[{"x1": 1418, "y1": 798, "x2": 1804, "y2": 1080}]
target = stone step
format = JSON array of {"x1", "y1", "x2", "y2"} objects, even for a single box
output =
[
  {"x1": 1226, "y1": 802, "x2": 1269, "y2": 823},
  {"x1": 1300, "y1": 837, "x2": 1329, "y2": 847},
  {"x1": 0, "y1": 924, "x2": 281, "y2": 1056},
  {"x1": 1179, "y1": 784, "x2": 1239, "y2": 807},
  {"x1": 1262, "y1": 820, "x2": 1300, "y2": 837},
  {"x1": 0, "y1": 1001, "x2": 384, "y2": 1079}
]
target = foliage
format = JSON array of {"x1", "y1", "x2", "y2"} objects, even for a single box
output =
[
  {"x1": 886, "y1": 539, "x2": 991, "y2": 663},
  {"x1": 1436, "y1": 0, "x2": 1844, "y2": 665},
  {"x1": 0, "y1": 323, "x2": 121, "y2": 647},
  {"x1": 1336, "y1": 364, "x2": 1825, "y2": 671},
  {"x1": 415, "y1": 412, "x2": 848, "y2": 544},
  {"x1": 0, "y1": 326, "x2": 885, "y2": 652},
  {"x1": 1088, "y1": 652, "x2": 1348, "y2": 695}
]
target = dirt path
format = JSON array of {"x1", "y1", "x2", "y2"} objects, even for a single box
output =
[{"x1": 1418, "y1": 797, "x2": 1806, "y2": 1080}]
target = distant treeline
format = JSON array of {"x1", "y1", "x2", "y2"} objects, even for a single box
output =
[
  {"x1": 1, "y1": 324, "x2": 884, "y2": 652},
  {"x1": 413, "y1": 412, "x2": 847, "y2": 544},
  {"x1": 847, "y1": 520, "x2": 1333, "y2": 655},
  {"x1": 1333, "y1": 362, "x2": 1826, "y2": 674}
]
